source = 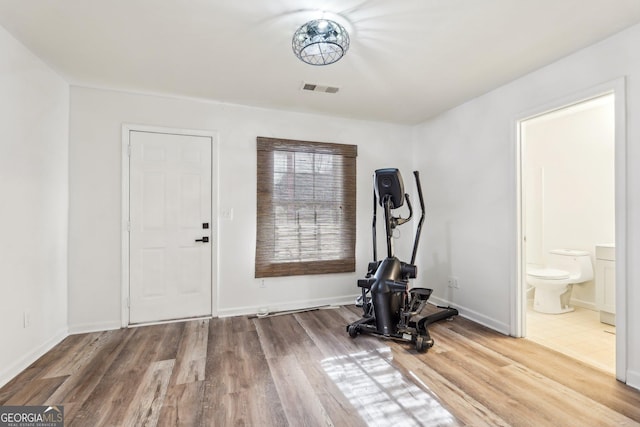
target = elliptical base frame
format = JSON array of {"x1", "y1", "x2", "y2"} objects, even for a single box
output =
[{"x1": 347, "y1": 281, "x2": 458, "y2": 352}]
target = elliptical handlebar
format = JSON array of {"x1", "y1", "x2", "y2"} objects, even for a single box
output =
[
  {"x1": 410, "y1": 171, "x2": 426, "y2": 265},
  {"x1": 382, "y1": 192, "x2": 414, "y2": 258},
  {"x1": 372, "y1": 188, "x2": 378, "y2": 262},
  {"x1": 394, "y1": 193, "x2": 413, "y2": 227}
]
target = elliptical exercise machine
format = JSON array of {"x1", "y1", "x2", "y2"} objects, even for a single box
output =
[{"x1": 346, "y1": 168, "x2": 458, "y2": 352}]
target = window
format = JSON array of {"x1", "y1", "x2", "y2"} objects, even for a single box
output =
[{"x1": 255, "y1": 137, "x2": 357, "y2": 278}]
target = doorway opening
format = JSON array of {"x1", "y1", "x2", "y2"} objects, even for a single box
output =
[{"x1": 515, "y1": 79, "x2": 627, "y2": 382}]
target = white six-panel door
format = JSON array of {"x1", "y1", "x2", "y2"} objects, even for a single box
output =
[{"x1": 128, "y1": 130, "x2": 212, "y2": 324}]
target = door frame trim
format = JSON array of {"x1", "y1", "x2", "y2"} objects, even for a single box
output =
[
  {"x1": 511, "y1": 77, "x2": 627, "y2": 382},
  {"x1": 121, "y1": 124, "x2": 219, "y2": 327}
]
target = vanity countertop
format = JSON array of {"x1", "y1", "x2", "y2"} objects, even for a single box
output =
[{"x1": 596, "y1": 244, "x2": 615, "y2": 261}]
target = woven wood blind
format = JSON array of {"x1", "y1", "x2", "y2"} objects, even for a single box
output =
[{"x1": 255, "y1": 137, "x2": 357, "y2": 278}]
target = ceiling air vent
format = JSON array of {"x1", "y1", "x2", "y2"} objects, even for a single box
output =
[{"x1": 301, "y1": 82, "x2": 340, "y2": 94}]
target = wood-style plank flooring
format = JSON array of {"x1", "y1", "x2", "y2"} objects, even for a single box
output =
[{"x1": 1, "y1": 306, "x2": 640, "y2": 426}]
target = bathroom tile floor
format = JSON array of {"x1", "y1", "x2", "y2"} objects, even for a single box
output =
[{"x1": 526, "y1": 301, "x2": 615, "y2": 374}]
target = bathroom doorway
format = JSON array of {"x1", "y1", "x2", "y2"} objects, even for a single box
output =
[{"x1": 516, "y1": 85, "x2": 626, "y2": 379}]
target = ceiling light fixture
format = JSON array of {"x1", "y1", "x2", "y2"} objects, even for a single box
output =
[{"x1": 292, "y1": 19, "x2": 350, "y2": 66}]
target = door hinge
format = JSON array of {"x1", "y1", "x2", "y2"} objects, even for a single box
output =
[
  {"x1": 127, "y1": 144, "x2": 132, "y2": 157},
  {"x1": 126, "y1": 221, "x2": 131, "y2": 232}
]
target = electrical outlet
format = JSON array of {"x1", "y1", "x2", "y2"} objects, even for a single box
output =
[
  {"x1": 447, "y1": 276, "x2": 459, "y2": 289},
  {"x1": 260, "y1": 279, "x2": 266, "y2": 288},
  {"x1": 23, "y1": 311, "x2": 31, "y2": 328}
]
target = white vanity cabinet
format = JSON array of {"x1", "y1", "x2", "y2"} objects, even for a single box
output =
[{"x1": 595, "y1": 244, "x2": 615, "y2": 326}]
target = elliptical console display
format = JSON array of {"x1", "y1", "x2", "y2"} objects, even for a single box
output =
[{"x1": 346, "y1": 168, "x2": 458, "y2": 352}]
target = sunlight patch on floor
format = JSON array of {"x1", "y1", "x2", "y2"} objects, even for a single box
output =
[{"x1": 322, "y1": 347, "x2": 458, "y2": 427}]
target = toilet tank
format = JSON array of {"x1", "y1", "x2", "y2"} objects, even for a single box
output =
[{"x1": 548, "y1": 249, "x2": 594, "y2": 282}]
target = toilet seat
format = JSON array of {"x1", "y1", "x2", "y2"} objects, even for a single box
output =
[{"x1": 527, "y1": 268, "x2": 570, "y2": 280}]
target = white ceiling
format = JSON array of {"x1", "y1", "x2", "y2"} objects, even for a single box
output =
[{"x1": 1, "y1": 0, "x2": 640, "y2": 124}]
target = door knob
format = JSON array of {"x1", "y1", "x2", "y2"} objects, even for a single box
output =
[{"x1": 195, "y1": 237, "x2": 209, "y2": 243}]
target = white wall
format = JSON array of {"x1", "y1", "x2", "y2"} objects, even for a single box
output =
[
  {"x1": 523, "y1": 96, "x2": 615, "y2": 306},
  {"x1": 0, "y1": 26, "x2": 69, "y2": 386},
  {"x1": 412, "y1": 24, "x2": 640, "y2": 388},
  {"x1": 67, "y1": 86, "x2": 413, "y2": 331}
]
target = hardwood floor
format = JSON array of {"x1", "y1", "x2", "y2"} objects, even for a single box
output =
[{"x1": 2, "y1": 306, "x2": 640, "y2": 426}]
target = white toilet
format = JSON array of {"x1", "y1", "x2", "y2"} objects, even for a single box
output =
[{"x1": 527, "y1": 249, "x2": 594, "y2": 314}]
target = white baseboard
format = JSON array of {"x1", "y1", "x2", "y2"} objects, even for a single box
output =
[
  {"x1": 217, "y1": 294, "x2": 359, "y2": 318},
  {"x1": 626, "y1": 370, "x2": 640, "y2": 391},
  {"x1": 429, "y1": 295, "x2": 511, "y2": 336},
  {"x1": 0, "y1": 328, "x2": 68, "y2": 389},
  {"x1": 218, "y1": 292, "x2": 512, "y2": 336},
  {"x1": 570, "y1": 298, "x2": 597, "y2": 311},
  {"x1": 67, "y1": 320, "x2": 121, "y2": 335}
]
